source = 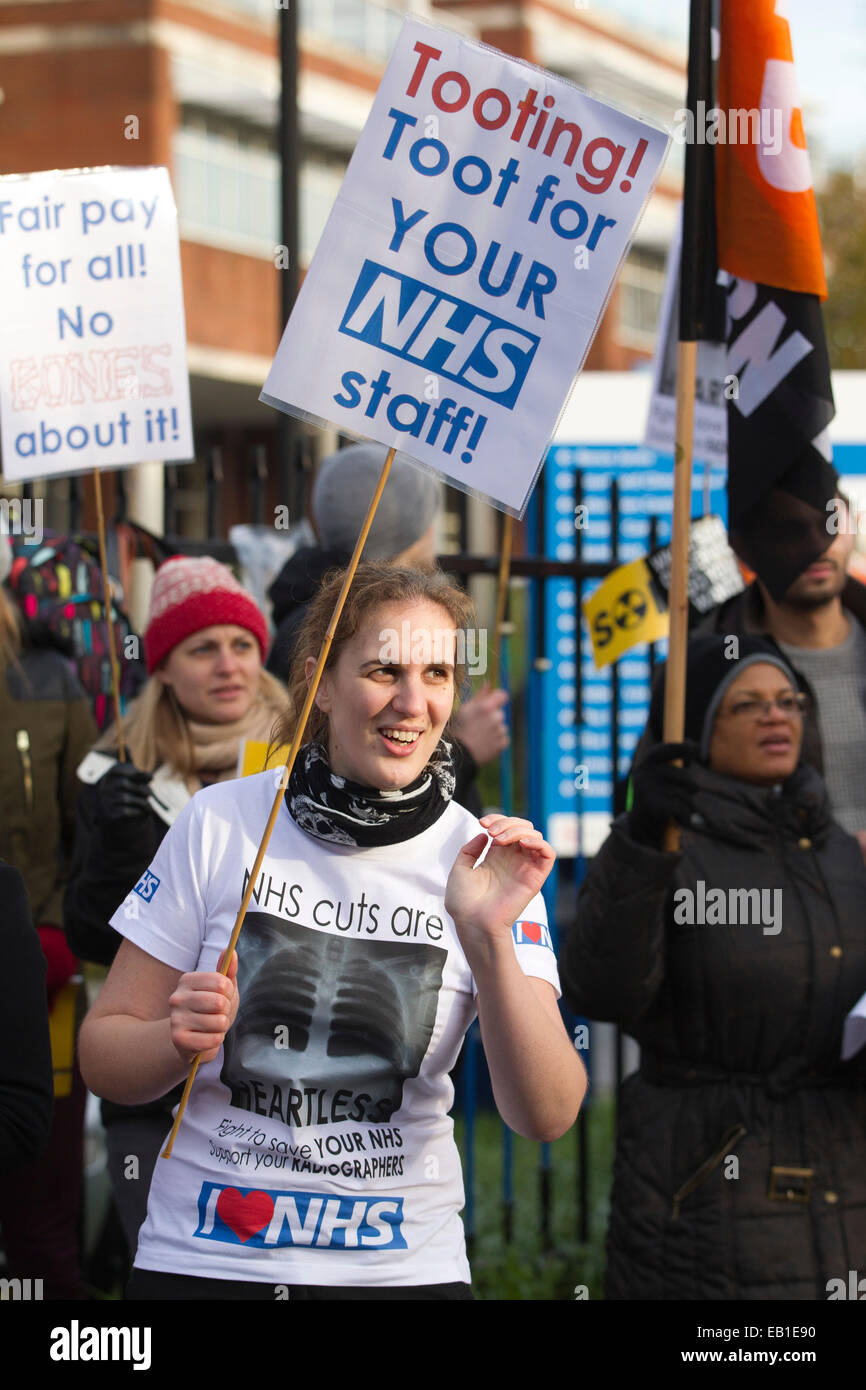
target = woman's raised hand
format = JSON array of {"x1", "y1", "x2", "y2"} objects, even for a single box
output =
[
  {"x1": 168, "y1": 949, "x2": 239, "y2": 1066},
  {"x1": 445, "y1": 815, "x2": 555, "y2": 961}
]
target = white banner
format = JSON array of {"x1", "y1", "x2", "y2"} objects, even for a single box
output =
[
  {"x1": 262, "y1": 18, "x2": 669, "y2": 515},
  {"x1": 0, "y1": 165, "x2": 193, "y2": 482},
  {"x1": 643, "y1": 210, "x2": 728, "y2": 468}
]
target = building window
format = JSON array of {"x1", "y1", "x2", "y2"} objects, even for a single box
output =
[
  {"x1": 173, "y1": 111, "x2": 350, "y2": 266},
  {"x1": 300, "y1": 161, "x2": 348, "y2": 263},
  {"x1": 208, "y1": 0, "x2": 413, "y2": 58},
  {"x1": 173, "y1": 118, "x2": 279, "y2": 256},
  {"x1": 618, "y1": 246, "x2": 666, "y2": 350},
  {"x1": 299, "y1": 0, "x2": 410, "y2": 61},
  {"x1": 210, "y1": 0, "x2": 276, "y2": 22}
]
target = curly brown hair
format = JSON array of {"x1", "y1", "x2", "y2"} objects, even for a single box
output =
[{"x1": 271, "y1": 561, "x2": 477, "y2": 753}]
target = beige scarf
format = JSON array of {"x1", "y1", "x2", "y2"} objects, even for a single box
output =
[{"x1": 183, "y1": 680, "x2": 288, "y2": 787}]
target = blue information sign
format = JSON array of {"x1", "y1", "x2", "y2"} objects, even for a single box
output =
[{"x1": 540, "y1": 443, "x2": 727, "y2": 857}]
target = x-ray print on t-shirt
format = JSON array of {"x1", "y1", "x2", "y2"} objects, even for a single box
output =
[{"x1": 220, "y1": 912, "x2": 447, "y2": 1129}]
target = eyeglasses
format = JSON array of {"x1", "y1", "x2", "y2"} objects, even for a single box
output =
[{"x1": 718, "y1": 692, "x2": 809, "y2": 721}]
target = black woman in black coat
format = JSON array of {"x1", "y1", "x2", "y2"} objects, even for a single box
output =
[{"x1": 561, "y1": 634, "x2": 866, "y2": 1300}]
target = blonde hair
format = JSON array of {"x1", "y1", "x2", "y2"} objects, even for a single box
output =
[
  {"x1": 272, "y1": 561, "x2": 476, "y2": 752},
  {"x1": 95, "y1": 668, "x2": 290, "y2": 778}
]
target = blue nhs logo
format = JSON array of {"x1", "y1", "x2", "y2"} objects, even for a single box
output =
[
  {"x1": 339, "y1": 260, "x2": 539, "y2": 410},
  {"x1": 133, "y1": 870, "x2": 161, "y2": 902}
]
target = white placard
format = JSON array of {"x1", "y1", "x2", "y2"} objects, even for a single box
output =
[
  {"x1": 262, "y1": 18, "x2": 669, "y2": 516},
  {"x1": 842, "y1": 989, "x2": 866, "y2": 1061},
  {"x1": 0, "y1": 165, "x2": 193, "y2": 481},
  {"x1": 643, "y1": 210, "x2": 728, "y2": 467}
]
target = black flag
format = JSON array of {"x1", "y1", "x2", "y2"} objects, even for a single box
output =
[{"x1": 685, "y1": 0, "x2": 837, "y2": 600}]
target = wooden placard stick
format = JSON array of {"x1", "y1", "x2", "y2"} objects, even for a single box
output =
[
  {"x1": 490, "y1": 512, "x2": 514, "y2": 691},
  {"x1": 161, "y1": 445, "x2": 396, "y2": 1158},
  {"x1": 662, "y1": 0, "x2": 712, "y2": 851},
  {"x1": 662, "y1": 341, "x2": 697, "y2": 853},
  {"x1": 93, "y1": 470, "x2": 127, "y2": 762}
]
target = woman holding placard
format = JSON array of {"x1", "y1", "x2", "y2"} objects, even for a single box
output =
[{"x1": 79, "y1": 562, "x2": 585, "y2": 1298}]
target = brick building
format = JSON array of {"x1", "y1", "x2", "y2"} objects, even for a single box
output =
[{"x1": 0, "y1": 0, "x2": 684, "y2": 540}]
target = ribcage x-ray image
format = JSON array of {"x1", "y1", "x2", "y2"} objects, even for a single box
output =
[{"x1": 221, "y1": 913, "x2": 447, "y2": 1126}]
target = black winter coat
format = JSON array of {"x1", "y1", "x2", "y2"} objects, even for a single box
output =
[
  {"x1": 64, "y1": 770, "x2": 168, "y2": 968},
  {"x1": 64, "y1": 760, "x2": 183, "y2": 1122},
  {"x1": 561, "y1": 762, "x2": 866, "y2": 1300},
  {"x1": 0, "y1": 863, "x2": 53, "y2": 1173},
  {"x1": 266, "y1": 544, "x2": 348, "y2": 684}
]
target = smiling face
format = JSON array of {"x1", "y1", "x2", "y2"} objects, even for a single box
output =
[
  {"x1": 156, "y1": 624, "x2": 262, "y2": 724},
  {"x1": 708, "y1": 662, "x2": 804, "y2": 785},
  {"x1": 308, "y1": 600, "x2": 457, "y2": 790}
]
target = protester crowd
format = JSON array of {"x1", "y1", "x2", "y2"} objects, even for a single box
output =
[{"x1": 1, "y1": 449, "x2": 865, "y2": 1300}]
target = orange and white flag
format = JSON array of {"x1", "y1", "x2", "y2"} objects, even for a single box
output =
[{"x1": 716, "y1": 0, "x2": 826, "y2": 299}]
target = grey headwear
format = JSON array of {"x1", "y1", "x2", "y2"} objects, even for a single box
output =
[
  {"x1": 699, "y1": 653, "x2": 799, "y2": 760},
  {"x1": 312, "y1": 444, "x2": 441, "y2": 559}
]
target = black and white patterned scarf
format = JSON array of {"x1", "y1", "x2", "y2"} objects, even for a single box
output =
[{"x1": 285, "y1": 739, "x2": 457, "y2": 847}]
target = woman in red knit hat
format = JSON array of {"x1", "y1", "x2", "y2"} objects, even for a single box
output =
[{"x1": 65, "y1": 555, "x2": 289, "y2": 1266}]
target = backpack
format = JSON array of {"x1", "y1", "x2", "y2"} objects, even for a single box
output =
[{"x1": 8, "y1": 533, "x2": 147, "y2": 731}]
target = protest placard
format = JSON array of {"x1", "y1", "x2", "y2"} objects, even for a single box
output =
[
  {"x1": 584, "y1": 516, "x2": 744, "y2": 668},
  {"x1": 643, "y1": 213, "x2": 728, "y2": 468},
  {"x1": 261, "y1": 18, "x2": 669, "y2": 516},
  {"x1": 237, "y1": 738, "x2": 291, "y2": 777},
  {"x1": 0, "y1": 165, "x2": 193, "y2": 481},
  {"x1": 584, "y1": 555, "x2": 668, "y2": 668}
]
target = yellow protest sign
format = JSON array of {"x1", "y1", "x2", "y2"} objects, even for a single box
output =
[
  {"x1": 237, "y1": 739, "x2": 290, "y2": 777},
  {"x1": 583, "y1": 557, "x2": 668, "y2": 668}
]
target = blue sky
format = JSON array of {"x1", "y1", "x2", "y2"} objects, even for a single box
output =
[{"x1": 590, "y1": 0, "x2": 865, "y2": 168}]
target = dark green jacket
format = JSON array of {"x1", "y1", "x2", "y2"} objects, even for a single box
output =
[{"x1": 1, "y1": 648, "x2": 97, "y2": 926}]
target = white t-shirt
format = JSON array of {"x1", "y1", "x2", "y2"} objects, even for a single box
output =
[{"x1": 111, "y1": 770, "x2": 560, "y2": 1287}]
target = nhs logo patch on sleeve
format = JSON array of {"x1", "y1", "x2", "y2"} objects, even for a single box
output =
[
  {"x1": 133, "y1": 870, "x2": 161, "y2": 902},
  {"x1": 194, "y1": 1183, "x2": 407, "y2": 1251},
  {"x1": 512, "y1": 919, "x2": 553, "y2": 951}
]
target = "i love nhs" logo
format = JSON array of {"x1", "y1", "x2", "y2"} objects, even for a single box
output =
[
  {"x1": 512, "y1": 919, "x2": 553, "y2": 951},
  {"x1": 194, "y1": 1183, "x2": 407, "y2": 1251}
]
